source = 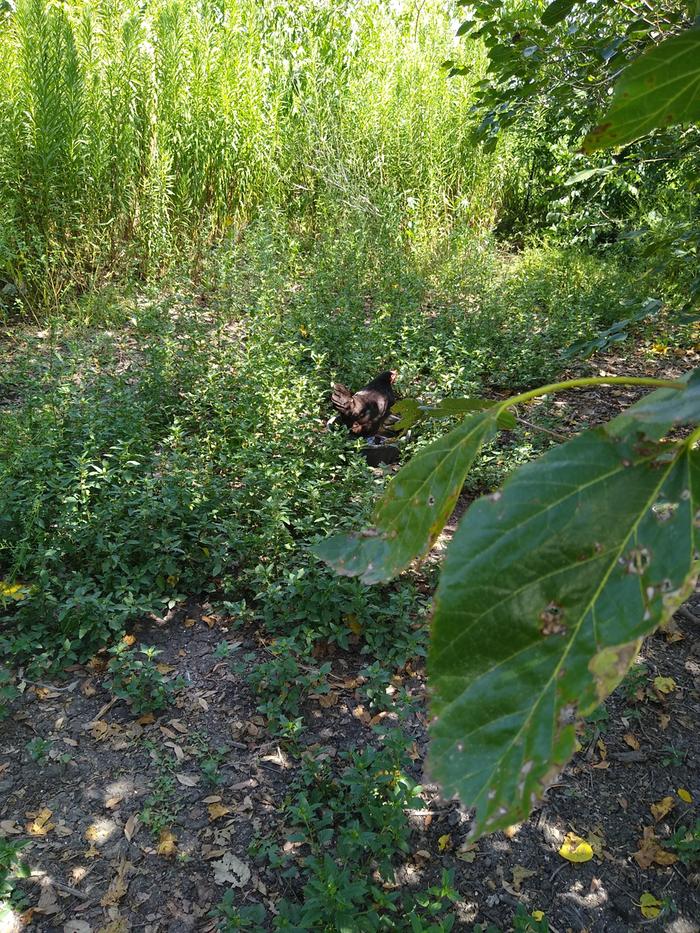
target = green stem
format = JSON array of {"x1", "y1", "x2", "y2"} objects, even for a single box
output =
[{"x1": 499, "y1": 376, "x2": 684, "y2": 412}]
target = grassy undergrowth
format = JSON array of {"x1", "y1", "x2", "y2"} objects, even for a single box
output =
[{"x1": 0, "y1": 218, "x2": 664, "y2": 673}]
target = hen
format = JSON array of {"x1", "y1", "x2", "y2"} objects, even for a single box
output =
[{"x1": 331, "y1": 370, "x2": 397, "y2": 437}]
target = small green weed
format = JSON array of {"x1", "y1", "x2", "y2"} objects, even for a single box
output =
[
  {"x1": 25, "y1": 737, "x2": 50, "y2": 762},
  {"x1": 0, "y1": 837, "x2": 30, "y2": 913},
  {"x1": 210, "y1": 892, "x2": 267, "y2": 931},
  {"x1": 0, "y1": 665, "x2": 18, "y2": 721},
  {"x1": 238, "y1": 642, "x2": 331, "y2": 739},
  {"x1": 140, "y1": 745, "x2": 181, "y2": 836},
  {"x1": 660, "y1": 745, "x2": 686, "y2": 768},
  {"x1": 668, "y1": 819, "x2": 700, "y2": 865},
  {"x1": 619, "y1": 663, "x2": 649, "y2": 702},
  {"x1": 108, "y1": 643, "x2": 184, "y2": 715}
]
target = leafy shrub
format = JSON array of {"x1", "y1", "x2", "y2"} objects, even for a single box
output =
[{"x1": 108, "y1": 643, "x2": 184, "y2": 714}]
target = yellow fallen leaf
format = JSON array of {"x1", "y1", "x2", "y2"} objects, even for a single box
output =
[
  {"x1": 559, "y1": 833, "x2": 593, "y2": 863},
  {"x1": 122, "y1": 635, "x2": 136, "y2": 647},
  {"x1": 531, "y1": 911, "x2": 545, "y2": 922},
  {"x1": 650, "y1": 796, "x2": 675, "y2": 823},
  {"x1": 208, "y1": 803, "x2": 231, "y2": 821},
  {"x1": 437, "y1": 833, "x2": 451, "y2": 852},
  {"x1": 623, "y1": 733, "x2": 640, "y2": 751},
  {"x1": 156, "y1": 829, "x2": 177, "y2": 856},
  {"x1": 653, "y1": 676, "x2": 676, "y2": 695},
  {"x1": 596, "y1": 738, "x2": 607, "y2": 760},
  {"x1": 677, "y1": 788, "x2": 692, "y2": 804},
  {"x1": 156, "y1": 663, "x2": 174, "y2": 675},
  {"x1": 658, "y1": 713, "x2": 670, "y2": 730},
  {"x1": 639, "y1": 892, "x2": 662, "y2": 919},
  {"x1": 27, "y1": 808, "x2": 55, "y2": 836}
]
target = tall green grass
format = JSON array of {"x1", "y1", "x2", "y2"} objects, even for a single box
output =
[{"x1": 0, "y1": 0, "x2": 517, "y2": 311}]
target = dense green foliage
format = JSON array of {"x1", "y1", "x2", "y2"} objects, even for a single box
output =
[
  {"x1": 1, "y1": 228, "x2": 648, "y2": 672},
  {"x1": 0, "y1": 0, "x2": 514, "y2": 309},
  {"x1": 0, "y1": 0, "x2": 698, "y2": 925}
]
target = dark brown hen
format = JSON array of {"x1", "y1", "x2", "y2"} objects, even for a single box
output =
[{"x1": 331, "y1": 370, "x2": 397, "y2": 437}]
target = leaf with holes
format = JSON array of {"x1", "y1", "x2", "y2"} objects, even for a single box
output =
[
  {"x1": 315, "y1": 409, "x2": 499, "y2": 584},
  {"x1": 583, "y1": 28, "x2": 700, "y2": 152},
  {"x1": 429, "y1": 419, "x2": 699, "y2": 838}
]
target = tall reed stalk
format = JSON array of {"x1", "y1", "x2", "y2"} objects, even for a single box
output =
[{"x1": 0, "y1": 0, "x2": 517, "y2": 311}]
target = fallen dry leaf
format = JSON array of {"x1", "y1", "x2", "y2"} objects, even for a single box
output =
[
  {"x1": 124, "y1": 813, "x2": 139, "y2": 842},
  {"x1": 559, "y1": 833, "x2": 593, "y2": 863},
  {"x1": 586, "y1": 827, "x2": 606, "y2": 859},
  {"x1": 650, "y1": 796, "x2": 675, "y2": 823},
  {"x1": 653, "y1": 676, "x2": 676, "y2": 695},
  {"x1": 96, "y1": 921, "x2": 129, "y2": 933},
  {"x1": 318, "y1": 691, "x2": 338, "y2": 709},
  {"x1": 212, "y1": 852, "x2": 251, "y2": 886},
  {"x1": 36, "y1": 881, "x2": 59, "y2": 915},
  {"x1": 27, "y1": 808, "x2": 55, "y2": 836},
  {"x1": 456, "y1": 842, "x2": 478, "y2": 863},
  {"x1": 511, "y1": 865, "x2": 536, "y2": 892},
  {"x1": 437, "y1": 834, "x2": 451, "y2": 853},
  {"x1": 639, "y1": 892, "x2": 662, "y2": 919},
  {"x1": 176, "y1": 773, "x2": 199, "y2": 787},
  {"x1": 677, "y1": 788, "x2": 693, "y2": 804},
  {"x1": 208, "y1": 803, "x2": 231, "y2": 821},
  {"x1": 156, "y1": 829, "x2": 177, "y2": 857},
  {"x1": 100, "y1": 859, "x2": 130, "y2": 907},
  {"x1": 623, "y1": 733, "x2": 640, "y2": 751},
  {"x1": 633, "y1": 826, "x2": 677, "y2": 869}
]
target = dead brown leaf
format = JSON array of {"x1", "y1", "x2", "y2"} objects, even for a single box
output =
[
  {"x1": 27, "y1": 808, "x2": 55, "y2": 836},
  {"x1": 100, "y1": 859, "x2": 131, "y2": 907},
  {"x1": 208, "y1": 803, "x2": 231, "y2": 821},
  {"x1": 650, "y1": 796, "x2": 675, "y2": 823},
  {"x1": 633, "y1": 826, "x2": 678, "y2": 869},
  {"x1": 156, "y1": 829, "x2": 177, "y2": 857},
  {"x1": 124, "y1": 814, "x2": 139, "y2": 842}
]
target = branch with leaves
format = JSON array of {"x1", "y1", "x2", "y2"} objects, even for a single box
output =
[{"x1": 316, "y1": 17, "x2": 700, "y2": 839}]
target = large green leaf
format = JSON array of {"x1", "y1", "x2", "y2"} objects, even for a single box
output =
[
  {"x1": 315, "y1": 410, "x2": 499, "y2": 584},
  {"x1": 583, "y1": 28, "x2": 700, "y2": 152},
  {"x1": 541, "y1": 0, "x2": 578, "y2": 28},
  {"x1": 608, "y1": 368, "x2": 700, "y2": 440},
  {"x1": 429, "y1": 427, "x2": 699, "y2": 838}
]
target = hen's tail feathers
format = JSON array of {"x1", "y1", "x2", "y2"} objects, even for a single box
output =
[{"x1": 331, "y1": 384, "x2": 356, "y2": 415}]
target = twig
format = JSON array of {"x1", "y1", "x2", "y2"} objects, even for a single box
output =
[
  {"x1": 516, "y1": 416, "x2": 569, "y2": 443},
  {"x1": 29, "y1": 874, "x2": 89, "y2": 900}
]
